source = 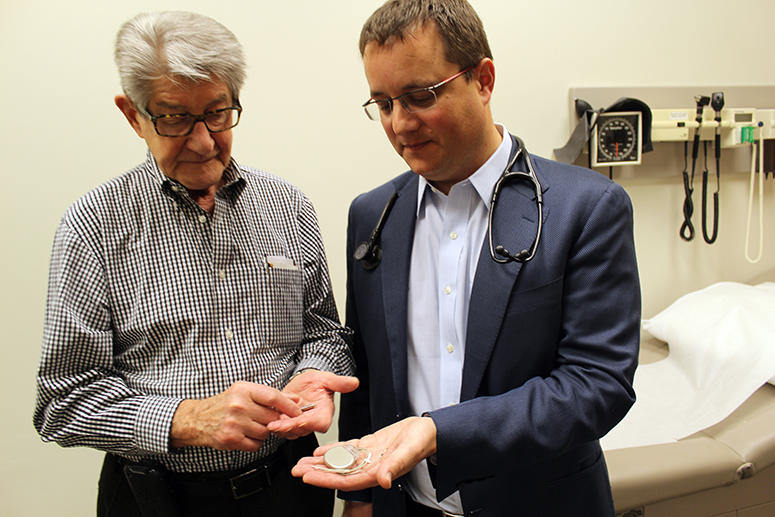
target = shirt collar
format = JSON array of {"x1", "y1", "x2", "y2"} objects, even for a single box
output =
[
  {"x1": 143, "y1": 149, "x2": 246, "y2": 194},
  {"x1": 416, "y1": 124, "x2": 512, "y2": 216}
]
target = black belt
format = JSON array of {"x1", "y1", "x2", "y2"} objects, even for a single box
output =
[
  {"x1": 406, "y1": 497, "x2": 464, "y2": 517},
  {"x1": 115, "y1": 446, "x2": 288, "y2": 501}
]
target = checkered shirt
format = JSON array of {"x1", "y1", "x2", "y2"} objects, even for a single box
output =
[{"x1": 34, "y1": 152, "x2": 354, "y2": 473}]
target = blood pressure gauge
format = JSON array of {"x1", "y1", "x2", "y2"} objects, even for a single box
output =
[{"x1": 592, "y1": 111, "x2": 642, "y2": 166}]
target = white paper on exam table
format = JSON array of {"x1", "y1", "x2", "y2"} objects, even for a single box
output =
[{"x1": 601, "y1": 282, "x2": 775, "y2": 451}]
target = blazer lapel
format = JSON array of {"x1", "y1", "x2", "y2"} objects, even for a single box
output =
[
  {"x1": 460, "y1": 144, "x2": 546, "y2": 401},
  {"x1": 380, "y1": 175, "x2": 418, "y2": 414}
]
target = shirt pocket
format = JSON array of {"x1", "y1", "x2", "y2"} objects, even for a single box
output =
[{"x1": 257, "y1": 265, "x2": 304, "y2": 348}]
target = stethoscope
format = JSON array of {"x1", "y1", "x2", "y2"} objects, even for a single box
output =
[{"x1": 354, "y1": 136, "x2": 543, "y2": 270}]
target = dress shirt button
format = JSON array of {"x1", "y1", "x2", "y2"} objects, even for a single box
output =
[
  {"x1": 224, "y1": 329, "x2": 234, "y2": 339},
  {"x1": 198, "y1": 214, "x2": 207, "y2": 224},
  {"x1": 444, "y1": 286, "x2": 452, "y2": 295},
  {"x1": 218, "y1": 269, "x2": 226, "y2": 279},
  {"x1": 449, "y1": 231, "x2": 458, "y2": 240},
  {"x1": 446, "y1": 343, "x2": 454, "y2": 353}
]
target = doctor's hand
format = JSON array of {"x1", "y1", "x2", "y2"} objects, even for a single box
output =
[
  {"x1": 170, "y1": 381, "x2": 302, "y2": 451},
  {"x1": 267, "y1": 370, "x2": 359, "y2": 439},
  {"x1": 291, "y1": 416, "x2": 437, "y2": 491}
]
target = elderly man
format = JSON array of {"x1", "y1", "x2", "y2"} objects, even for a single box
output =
[
  {"x1": 292, "y1": 1, "x2": 641, "y2": 516},
  {"x1": 33, "y1": 11, "x2": 356, "y2": 517}
]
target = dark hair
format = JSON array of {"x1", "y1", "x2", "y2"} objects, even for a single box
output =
[{"x1": 359, "y1": 0, "x2": 492, "y2": 72}]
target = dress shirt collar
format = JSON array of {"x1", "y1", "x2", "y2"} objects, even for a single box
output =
[{"x1": 416, "y1": 124, "x2": 513, "y2": 216}]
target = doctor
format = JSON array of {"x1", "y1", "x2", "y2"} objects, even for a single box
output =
[{"x1": 293, "y1": 0, "x2": 641, "y2": 515}]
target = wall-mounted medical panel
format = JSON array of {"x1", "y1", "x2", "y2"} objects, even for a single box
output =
[
  {"x1": 650, "y1": 107, "x2": 758, "y2": 147},
  {"x1": 562, "y1": 85, "x2": 775, "y2": 180}
]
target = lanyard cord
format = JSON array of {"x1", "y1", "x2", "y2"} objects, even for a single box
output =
[
  {"x1": 701, "y1": 138, "x2": 720, "y2": 244},
  {"x1": 745, "y1": 136, "x2": 764, "y2": 263},
  {"x1": 679, "y1": 140, "x2": 694, "y2": 240}
]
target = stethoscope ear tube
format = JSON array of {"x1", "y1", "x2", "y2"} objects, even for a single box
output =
[{"x1": 488, "y1": 137, "x2": 543, "y2": 264}]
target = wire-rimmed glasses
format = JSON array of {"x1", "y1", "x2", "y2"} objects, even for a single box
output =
[{"x1": 361, "y1": 67, "x2": 471, "y2": 121}]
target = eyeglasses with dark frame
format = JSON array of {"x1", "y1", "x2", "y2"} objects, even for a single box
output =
[
  {"x1": 145, "y1": 104, "x2": 243, "y2": 137},
  {"x1": 362, "y1": 67, "x2": 472, "y2": 121}
]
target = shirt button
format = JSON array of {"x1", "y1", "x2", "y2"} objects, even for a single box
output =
[
  {"x1": 446, "y1": 343, "x2": 454, "y2": 353},
  {"x1": 449, "y1": 231, "x2": 458, "y2": 240},
  {"x1": 225, "y1": 329, "x2": 234, "y2": 339},
  {"x1": 198, "y1": 214, "x2": 207, "y2": 223},
  {"x1": 218, "y1": 269, "x2": 226, "y2": 279},
  {"x1": 444, "y1": 286, "x2": 452, "y2": 295}
]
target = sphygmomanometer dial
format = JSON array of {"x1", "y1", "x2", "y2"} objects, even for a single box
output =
[{"x1": 593, "y1": 112, "x2": 642, "y2": 166}]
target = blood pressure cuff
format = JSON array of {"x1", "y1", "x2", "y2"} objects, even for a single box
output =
[{"x1": 553, "y1": 97, "x2": 653, "y2": 164}]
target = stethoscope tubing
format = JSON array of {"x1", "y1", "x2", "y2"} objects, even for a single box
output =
[
  {"x1": 487, "y1": 137, "x2": 543, "y2": 264},
  {"x1": 354, "y1": 135, "x2": 543, "y2": 270}
]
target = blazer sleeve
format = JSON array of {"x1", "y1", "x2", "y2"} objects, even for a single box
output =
[{"x1": 428, "y1": 179, "x2": 641, "y2": 500}]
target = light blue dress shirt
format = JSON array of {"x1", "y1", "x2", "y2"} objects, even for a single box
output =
[{"x1": 406, "y1": 125, "x2": 512, "y2": 513}]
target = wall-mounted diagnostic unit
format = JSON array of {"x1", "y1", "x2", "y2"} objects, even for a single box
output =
[
  {"x1": 650, "y1": 106, "x2": 758, "y2": 146},
  {"x1": 591, "y1": 111, "x2": 642, "y2": 166},
  {"x1": 560, "y1": 86, "x2": 775, "y2": 255}
]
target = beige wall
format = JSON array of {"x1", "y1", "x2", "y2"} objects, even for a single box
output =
[{"x1": 2, "y1": 0, "x2": 774, "y2": 515}]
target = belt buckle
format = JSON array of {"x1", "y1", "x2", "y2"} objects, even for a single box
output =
[{"x1": 229, "y1": 465, "x2": 271, "y2": 500}]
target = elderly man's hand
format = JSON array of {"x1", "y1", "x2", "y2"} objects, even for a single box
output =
[
  {"x1": 170, "y1": 381, "x2": 303, "y2": 451},
  {"x1": 267, "y1": 370, "x2": 359, "y2": 439},
  {"x1": 291, "y1": 416, "x2": 437, "y2": 491}
]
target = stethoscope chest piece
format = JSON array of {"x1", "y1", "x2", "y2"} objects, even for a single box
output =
[
  {"x1": 353, "y1": 191, "x2": 398, "y2": 271},
  {"x1": 353, "y1": 241, "x2": 382, "y2": 271}
]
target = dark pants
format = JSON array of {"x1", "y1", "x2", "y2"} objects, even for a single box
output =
[{"x1": 97, "y1": 435, "x2": 333, "y2": 517}]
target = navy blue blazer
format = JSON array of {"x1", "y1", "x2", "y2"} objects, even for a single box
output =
[{"x1": 339, "y1": 135, "x2": 640, "y2": 517}]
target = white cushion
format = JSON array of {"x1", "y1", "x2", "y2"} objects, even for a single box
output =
[
  {"x1": 643, "y1": 282, "x2": 775, "y2": 386},
  {"x1": 602, "y1": 282, "x2": 775, "y2": 450}
]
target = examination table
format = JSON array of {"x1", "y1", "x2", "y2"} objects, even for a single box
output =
[{"x1": 606, "y1": 328, "x2": 775, "y2": 516}]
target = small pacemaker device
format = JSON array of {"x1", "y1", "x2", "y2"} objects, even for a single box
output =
[
  {"x1": 324, "y1": 445, "x2": 358, "y2": 470},
  {"x1": 316, "y1": 444, "x2": 372, "y2": 475}
]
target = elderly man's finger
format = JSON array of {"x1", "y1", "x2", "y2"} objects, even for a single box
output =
[
  {"x1": 316, "y1": 372, "x2": 360, "y2": 394},
  {"x1": 247, "y1": 384, "x2": 302, "y2": 418}
]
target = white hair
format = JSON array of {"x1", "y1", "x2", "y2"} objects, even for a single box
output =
[{"x1": 114, "y1": 11, "x2": 246, "y2": 110}]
